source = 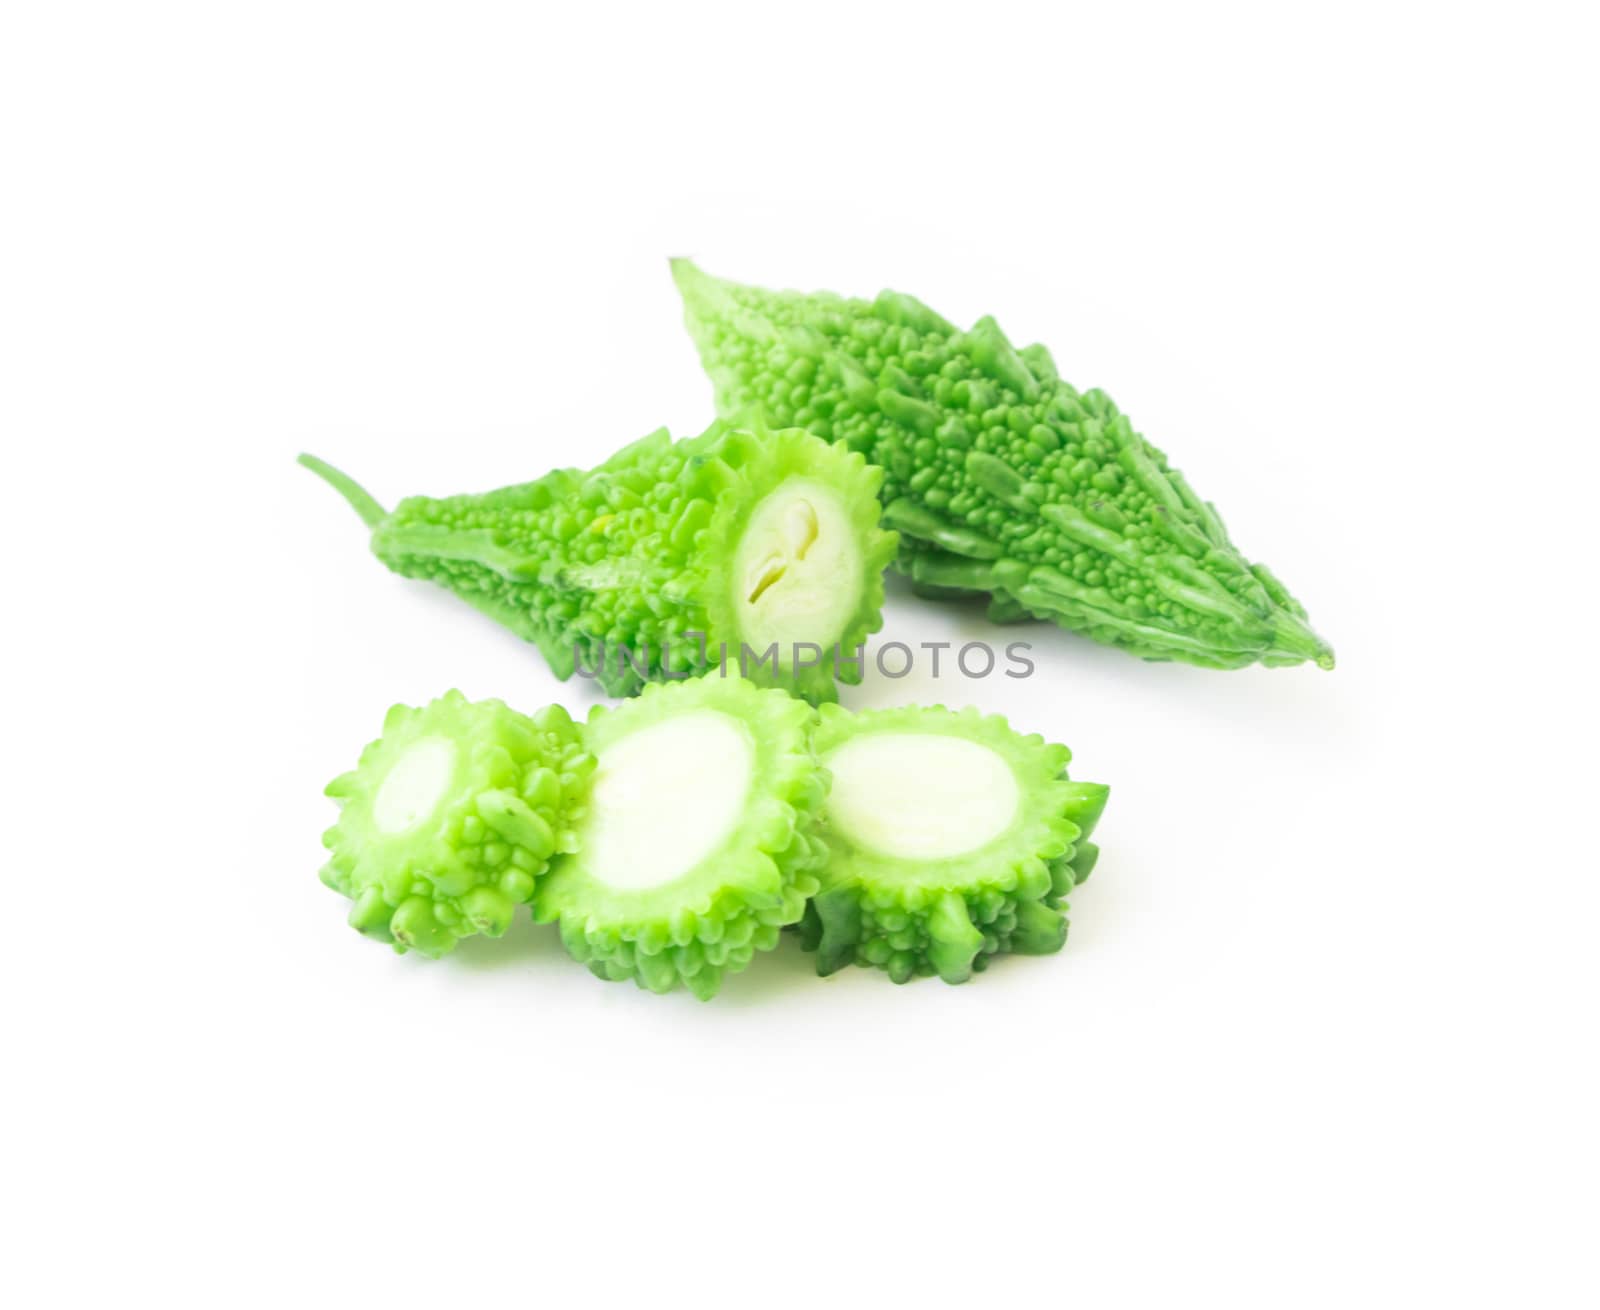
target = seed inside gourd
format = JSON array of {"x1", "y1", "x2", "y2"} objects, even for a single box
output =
[
  {"x1": 745, "y1": 553, "x2": 787, "y2": 603},
  {"x1": 783, "y1": 499, "x2": 819, "y2": 561}
]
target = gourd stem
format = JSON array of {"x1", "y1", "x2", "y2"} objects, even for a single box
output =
[{"x1": 298, "y1": 453, "x2": 388, "y2": 528}]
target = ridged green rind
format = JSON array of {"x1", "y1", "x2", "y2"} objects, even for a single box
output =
[
  {"x1": 798, "y1": 703, "x2": 1108, "y2": 984},
  {"x1": 532, "y1": 676, "x2": 828, "y2": 999},
  {"x1": 672, "y1": 260, "x2": 1332, "y2": 672},
  {"x1": 303, "y1": 423, "x2": 896, "y2": 705},
  {"x1": 319, "y1": 691, "x2": 594, "y2": 958}
]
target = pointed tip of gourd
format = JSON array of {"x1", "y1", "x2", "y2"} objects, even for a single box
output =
[
  {"x1": 1266, "y1": 608, "x2": 1336, "y2": 671},
  {"x1": 669, "y1": 256, "x2": 707, "y2": 290}
]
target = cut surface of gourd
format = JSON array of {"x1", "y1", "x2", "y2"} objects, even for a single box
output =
[
  {"x1": 534, "y1": 676, "x2": 827, "y2": 999},
  {"x1": 801, "y1": 704, "x2": 1108, "y2": 984},
  {"x1": 318, "y1": 692, "x2": 594, "y2": 958},
  {"x1": 372, "y1": 737, "x2": 458, "y2": 835},
  {"x1": 579, "y1": 710, "x2": 753, "y2": 891},
  {"x1": 732, "y1": 478, "x2": 863, "y2": 657},
  {"x1": 824, "y1": 732, "x2": 1019, "y2": 860}
]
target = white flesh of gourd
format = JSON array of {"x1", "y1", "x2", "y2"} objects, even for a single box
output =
[
  {"x1": 581, "y1": 710, "x2": 754, "y2": 890},
  {"x1": 373, "y1": 737, "x2": 457, "y2": 835},
  {"x1": 824, "y1": 732, "x2": 1019, "y2": 860}
]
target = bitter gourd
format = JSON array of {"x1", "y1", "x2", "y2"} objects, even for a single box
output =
[
  {"x1": 673, "y1": 260, "x2": 1333, "y2": 672},
  {"x1": 532, "y1": 675, "x2": 826, "y2": 999},
  {"x1": 300, "y1": 422, "x2": 897, "y2": 704},
  {"x1": 797, "y1": 704, "x2": 1107, "y2": 983},
  {"x1": 318, "y1": 691, "x2": 594, "y2": 957}
]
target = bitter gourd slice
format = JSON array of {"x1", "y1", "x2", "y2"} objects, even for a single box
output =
[
  {"x1": 300, "y1": 422, "x2": 897, "y2": 704},
  {"x1": 318, "y1": 691, "x2": 594, "y2": 958},
  {"x1": 533, "y1": 675, "x2": 827, "y2": 999},
  {"x1": 672, "y1": 260, "x2": 1333, "y2": 672},
  {"x1": 798, "y1": 704, "x2": 1107, "y2": 984}
]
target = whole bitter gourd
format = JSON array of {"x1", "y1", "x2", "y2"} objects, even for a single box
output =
[
  {"x1": 301, "y1": 422, "x2": 897, "y2": 704},
  {"x1": 798, "y1": 703, "x2": 1107, "y2": 983},
  {"x1": 673, "y1": 260, "x2": 1332, "y2": 672},
  {"x1": 533, "y1": 675, "x2": 828, "y2": 999},
  {"x1": 319, "y1": 691, "x2": 594, "y2": 957}
]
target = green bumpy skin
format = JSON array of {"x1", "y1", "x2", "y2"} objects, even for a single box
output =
[
  {"x1": 319, "y1": 691, "x2": 594, "y2": 958},
  {"x1": 673, "y1": 260, "x2": 1332, "y2": 671},
  {"x1": 300, "y1": 422, "x2": 897, "y2": 704},
  {"x1": 797, "y1": 704, "x2": 1108, "y2": 984},
  {"x1": 533, "y1": 676, "x2": 827, "y2": 999}
]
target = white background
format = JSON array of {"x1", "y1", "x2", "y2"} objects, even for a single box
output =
[{"x1": 4, "y1": 2, "x2": 1596, "y2": 1305}]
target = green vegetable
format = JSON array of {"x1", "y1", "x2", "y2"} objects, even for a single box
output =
[
  {"x1": 672, "y1": 260, "x2": 1333, "y2": 671},
  {"x1": 318, "y1": 691, "x2": 594, "y2": 958},
  {"x1": 316, "y1": 683, "x2": 1111, "y2": 993},
  {"x1": 300, "y1": 422, "x2": 897, "y2": 703},
  {"x1": 533, "y1": 675, "x2": 826, "y2": 999},
  {"x1": 797, "y1": 704, "x2": 1106, "y2": 983}
]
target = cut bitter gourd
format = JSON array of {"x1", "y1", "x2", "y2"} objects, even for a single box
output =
[
  {"x1": 318, "y1": 691, "x2": 594, "y2": 957},
  {"x1": 533, "y1": 676, "x2": 827, "y2": 999},
  {"x1": 300, "y1": 422, "x2": 897, "y2": 704},
  {"x1": 798, "y1": 704, "x2": 1107, "y2": 983},
  {"x1": 673, "y1": 259, "x2": 1332, "y2": 672}
]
